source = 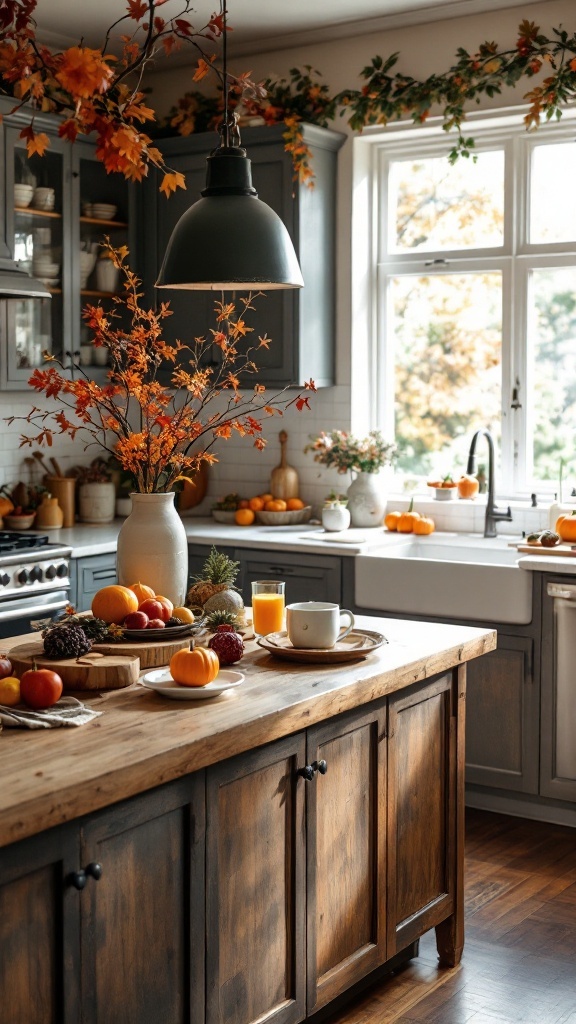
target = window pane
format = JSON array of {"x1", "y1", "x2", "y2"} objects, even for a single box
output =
[
  {"x1": 389, "y1": 273, "x2": 502, "y2": 478},
  {"x1": 530, "y1": 267, "x2": 576, "y2": 480},
  {"x1": 388, "y1": 151, "x2": 504, "y2": 253},
  {"x1": 530, "y1": 143, "x2": 576, "y2": 244}
]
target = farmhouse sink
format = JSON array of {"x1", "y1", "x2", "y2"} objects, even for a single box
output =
[{"x1": 355, "y1": 533, "x2": 532, "y2": 625}]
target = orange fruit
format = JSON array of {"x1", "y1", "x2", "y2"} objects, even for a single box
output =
[
  {"x1": 92, "y1": 585, "x2": 138, "y2": 624},
  {"x1": 265, "y1": 499, "x2": 287, "y2": 512},
  {"x1": 235, "y1": 508, "x2": 256, "y2": 526},
  {"x1": 129, "y1": 581, "x2": 155, "y2": 604},
  {"x1": 259, "y1": 493, "x2": 273, "y2": 503},
  {"x1": 248, "y1": 496, "x2": 265, "y2": 511},
  {"x1": 0, "y1": 676, "x2": 20, "y2": 706},
  {"x1": 173, "y1": 606, "x2": 195, "y2": 623},
  {"x1": 286, "y1": 498, "x2": 304, "y2": 511}
]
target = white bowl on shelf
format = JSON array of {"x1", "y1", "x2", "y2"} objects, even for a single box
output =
[
  {"x1": 82, "y1": 203, "x2": 94, "y2": 217},
  {"x1": 92, "y1": 203, "x2": 117, "y2": 220},
  {"x1": 15, "y1": 184, "x2": 34, "y2": 207},
  {"x1": 33, "y1": 187, "x2": 55, "y2": 211},
  {"x1": 33, "y1": 261, "x2": 59, "y2": 277}
]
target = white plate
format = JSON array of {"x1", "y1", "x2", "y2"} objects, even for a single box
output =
[{"x1": 141, "y1": 668, "x2": 244, "y2": 700}]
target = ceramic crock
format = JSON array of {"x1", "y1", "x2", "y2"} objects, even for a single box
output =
[
  {"x1": 116, "y1": 492, "x2": 188, "y2": 606},
  {"x1": 346, "y1": 471, "x2": 386, "y2": 528}
]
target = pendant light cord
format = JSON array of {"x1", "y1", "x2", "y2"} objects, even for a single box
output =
[{"x1": 222, "y1": 1, "x2": 230, "y2": 148}]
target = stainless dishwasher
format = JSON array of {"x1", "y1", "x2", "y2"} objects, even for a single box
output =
[{"x1": 546, "y1": 581, "x2": 576, "y2": 781}]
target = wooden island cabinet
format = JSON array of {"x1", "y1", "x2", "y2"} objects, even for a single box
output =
[{"x1": 0, "y1": 616, "x2": 495, "y2": 1024}]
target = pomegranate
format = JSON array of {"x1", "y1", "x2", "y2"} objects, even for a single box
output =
[{"x1": 208, "y1": 631, "x2": 244, "y2": 666}]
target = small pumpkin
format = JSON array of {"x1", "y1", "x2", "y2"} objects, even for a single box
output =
[
  {"x1": 169, "y1": 646, "x2": 219, "y2": 687},
  {"x1": 384, "y1": 511, "x2": 401, "y2": 531},
  {"x1": 457, "y1": 474, "x2": 479, "y2": 500},
  {"x1": 555, "y1": 511, "x2": 576, "y2": 543},
  {"x1": 0, "y1": 496, "x2": 14, "y2": 518},
  {"x1": 413, "y1": 515, "x2": 435, "y2": 535},
  {"x1": 397, "y1": 498, "x2": 420, "y2": 534}
]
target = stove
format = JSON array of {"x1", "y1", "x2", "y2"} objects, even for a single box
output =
[{"x1": 0, "y1": 531, "x2": 73, "y2": 639}]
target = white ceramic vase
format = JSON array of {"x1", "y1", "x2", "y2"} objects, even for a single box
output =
[
  {"x1": 116, "y1": 492, "x2": 188, "y2": 605},
  {"x1": 346, "y1": 471, "x2": 386, "y2": 528},
  {"x1": 321, "y1": 504, "x2": 351, "y2": 532},
  {"x1": 79, "y1": 482, "x2": 116, "y2": 523}
]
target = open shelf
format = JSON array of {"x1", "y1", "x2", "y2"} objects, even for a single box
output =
[
  {"x1": 80, "y1": 216, "x2": 128, "y2": 228},
  {"x1": 14, "y1": 206, "x2": 61, "y2": 219}
]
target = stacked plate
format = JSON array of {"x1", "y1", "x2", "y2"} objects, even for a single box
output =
[{"x1": 92, "y1": 203, "x2": 117, "y2": 221}]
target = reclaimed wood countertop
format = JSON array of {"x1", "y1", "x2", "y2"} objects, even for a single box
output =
[{"x1": 0, "y1": 615, "x2": 496, "y2": 848}]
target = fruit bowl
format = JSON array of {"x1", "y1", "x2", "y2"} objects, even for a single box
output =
[
  {"x1": 212, "y1": 510, "x2": 238, "y2": 524},
  {"x1": 255, "y1": 506, "x2": 312, "y2": 526},
  {"x1": 3, "y1": 513, "x2": 36, "y2": 530}
]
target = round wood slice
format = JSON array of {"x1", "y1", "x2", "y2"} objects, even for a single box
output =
[
  {"x1": 8, "y1": 641, "x2": 140, "y2": 691},
  {"x1": 92, "y1": 635, "x2": 192, "y2": 669}
]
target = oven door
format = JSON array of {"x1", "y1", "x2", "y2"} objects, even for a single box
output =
[{"x1": 0, "y1": 590, "x2": 70, "y2": 641}]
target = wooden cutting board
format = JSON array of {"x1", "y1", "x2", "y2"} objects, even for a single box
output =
[
  {"x1": 92, "y1": 635, "x2": 192, "y2": 668},
  {"x1": 270, "y1": 430, "x2": 299, "y2": 500},
  {"x1": 514, "y1": 544, "x2": 576, "y2": 556},
  {"x1": 8, "y1": 641, "x2": 140, "y2": 691}
]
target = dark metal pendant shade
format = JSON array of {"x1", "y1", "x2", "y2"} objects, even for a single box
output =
[{"x1": 155, "y1": 142, "x2": 304, "y2": 292}]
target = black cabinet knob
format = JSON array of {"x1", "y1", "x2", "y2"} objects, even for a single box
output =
[
  {"x1": 314, "y1": 759, "x2": 328, "y2": 775},
  {"x1": 70, "y1": 870, "x2": 87, "y2": 890},
  {"x1": 298, "y1": 765, "x2": 315, "y2": 782},
  {"x1": 69, "y1": 862, "x2": 103, "y2": 890},
  {"x1": 86, "y1": 862, "x2": 102, "y2": 880}
]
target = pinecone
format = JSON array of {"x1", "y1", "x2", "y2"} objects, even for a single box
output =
[
  {"x1": 69, "y1": 615, "x2": 109, "y2": 642},
  {"x1": 205, "y1": 608, "x2": 239, "y2": 631},
  {"x1": 43, "y1": 624, "x2": 92, "y2": 660},
  {"x1": 166, "y1": 616, "x2": 185, "y2": 627}
]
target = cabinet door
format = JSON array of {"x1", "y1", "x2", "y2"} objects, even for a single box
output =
[
  {"x1": 305, "y1": 704, "x2": 387, "y2": 1013},
  {"x1": 237, "y1": 550, "x2": 342, "y2": 606},
  {"x1": 0, "y1": 825, "x2": 80, "y2": 1024},
  {"x1": 387, "y1": 671, "x2": 464, "y2": 967},
  {"x1": 75, "y1": 554, "x2": 117, "y2": 611},
  {"x1": 206, "y1": 734, "x2": 306, "y2": 1024},
  {"x1": 465, "y1": 636, "x2": 538, "y2": 794},
  {"x1": 79, "y1": 775, "x2": 205, "y2": 1024},
  {"x1": 541, "y1": 579, "x2": 576, "y2": 802}
]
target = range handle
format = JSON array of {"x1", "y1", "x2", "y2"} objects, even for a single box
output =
[{"x1": 547, "y1": 583, "x2": 576, "y2": 600}]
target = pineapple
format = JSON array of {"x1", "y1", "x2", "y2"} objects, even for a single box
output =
[
  {"x1": 205, "y1": 608, "x2": 240, "y2": 631},
  {"x1": 187, "y1": 547, "x2": 244, "y2": 620}
]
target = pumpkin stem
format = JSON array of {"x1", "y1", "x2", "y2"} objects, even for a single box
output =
[{"x1": 408, "y1": 497, "x2": 414, "y2": 513}]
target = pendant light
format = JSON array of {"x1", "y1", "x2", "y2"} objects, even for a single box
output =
[{"x1": 155, "y1": 3, "x2": 303, "y2": 293}]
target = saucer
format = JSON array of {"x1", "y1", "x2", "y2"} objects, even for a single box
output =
[
  {"x1": 141, "y1": 668, "x2": 244, "y2": 700},
  {"x1": 256, "y1": 629, "x2": 388, "y2": 663}
]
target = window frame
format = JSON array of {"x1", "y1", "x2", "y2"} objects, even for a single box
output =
[{"x1": 359, "y1": 106, "x2": 576, "y2": 499}]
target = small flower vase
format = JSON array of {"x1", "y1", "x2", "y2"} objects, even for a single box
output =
[
  {"x1": 322, "y1": 503, "x2": 351, "y2": 532},
  {"x1": 346, "y1": 471, "x2": 386, "y2": 528},
  {"x1": 116, "y1": 492, "x2": 188, "y2": 606}
]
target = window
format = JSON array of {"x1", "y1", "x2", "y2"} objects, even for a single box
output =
[{"x1": 370, "y1": 113, "x2": 576, "y2": 497}]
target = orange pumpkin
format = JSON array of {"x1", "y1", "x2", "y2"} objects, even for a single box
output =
[
  {"x1": 555, "y1": 511, "x2": 576, "y2": 542},
  {"x1": 0, "y1": 497, "x2": 14, "y2": 518},
  {"x1": 397, "y1": 498, "x2": 420, "y2": 533},
  {"x1": 129, "y1": 581, "x2": 156, "y2": 604},
  {"x1": 413, "y1": 515, "x2": 435, "y2": 535},
  {"x1": 170, "y1": 646, "x2": 219, "y2": 687},
  {"x1": 91, "y1": 585, "x2": 139, "y2": 624},
  {"x1": 457, "y1": 474, "x2": 479, "y2": 500},
  {"x1": 384, "y1": 511, "x2": 401, "y2": 531}
]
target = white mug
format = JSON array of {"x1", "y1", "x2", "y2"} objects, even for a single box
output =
[{"x1": 286, "y1": 601, "x2": 355, "y2": 649}]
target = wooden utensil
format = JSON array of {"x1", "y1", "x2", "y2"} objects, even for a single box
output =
[
  {"x1": 9, "y1": 642, "x2": 140, "y2": 691},
  {"x1": 270, "y1": 430, "x2": 299, "y2": 500},
  {"x1": 49, "y1": 457, "x2": 64, "y2": 477}
]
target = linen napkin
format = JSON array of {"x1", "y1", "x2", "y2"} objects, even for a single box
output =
[{"x1": 0, "y1": 696, "x2": 102, "y2": 729}]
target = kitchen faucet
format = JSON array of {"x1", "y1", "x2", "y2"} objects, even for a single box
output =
[{"x1": 466, "y1": 429, "x2": 512, "y2": 538}]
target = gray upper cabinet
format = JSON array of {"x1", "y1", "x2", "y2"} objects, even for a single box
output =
[{"x1": 150, "y1": 123, "x2": 345, "y2": 387}]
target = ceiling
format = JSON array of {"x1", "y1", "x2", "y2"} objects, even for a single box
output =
[{"x1": 35, "y1": 0, "x2": 532, "y2": 59}]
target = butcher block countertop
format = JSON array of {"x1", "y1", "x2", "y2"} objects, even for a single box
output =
[{"x1": 0, "y1": 615, "x2": 496, "y2": 849}]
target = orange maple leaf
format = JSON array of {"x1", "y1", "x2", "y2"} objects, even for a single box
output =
[
  {"x1": 20, "y1": 128, "x2": 50, "y2": 157},
  {"x1": 127, "y1": 0, "x2": 148, "y2": 19},
  {"x1": 193, "y1": 58, "x2": 212, "y2": 82},
  {"x1": 159, "y1": 171, "x2": 186, "y2": 197},
  {"x1": 56, "y1": 46, "x2": 114, "y2": 99}
]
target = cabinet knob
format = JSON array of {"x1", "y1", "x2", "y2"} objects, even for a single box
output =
[
  {"x1": 298, "y1": 765, "x2": 315, "y2": 782},
  {"x1": 69, "y1": 862, "x2": 103, "y2": 889},
  {"x1": 314, "y1": 759, "x2": 328, "y2": 775}
]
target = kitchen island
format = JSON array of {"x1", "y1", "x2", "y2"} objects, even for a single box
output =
[{"x1": 0, "y1": 615, "x2": 495, "y2": 1024}]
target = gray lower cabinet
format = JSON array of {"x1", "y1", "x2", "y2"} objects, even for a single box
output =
[
  {"x1": 73, "y1": 554, "x2": 117, "y2": 612},
  {"x1": 540, "y1": 573, "x2": 576, "y2": 803},
  {"x1": 235, "y1": 549, "x2": 342, "y2": 606},
  {"x1": 465, "y1": 636, "x2": 539, "y2": 794}
]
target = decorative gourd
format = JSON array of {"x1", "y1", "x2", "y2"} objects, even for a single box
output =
[
  {"x1": 169, "y1": 646, "x2": 219, "y2": 687},
  {"x1": 457, "y1": 474, "x2": 479, "y2": 500},
  {"x1": 555, "y1": 511, "x2": 576, "y2": 542},
  {"x1": 397, "y1": 498, "x2": 420, "y2": 534},
  {"x1": 413, "y1": 515, "x2": 435, "y2": 535},
  {"x1": 384, "y1": 511, "x2": 401, "y2": 531}
]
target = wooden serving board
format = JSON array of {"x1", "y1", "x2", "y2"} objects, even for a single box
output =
[
  {"x1": 92, "y1": 635, "x2": 192, "y2": 669},
  {"x1": 514, "y1": 544, "x2": 576, "y2": 556},
  {"x1": 8, "y1": 641, "x2": 140, "y2": 691}
]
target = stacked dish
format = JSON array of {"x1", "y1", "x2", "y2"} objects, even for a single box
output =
[
  {"x1": 92, "y1": 203, "x2": 117, "y2": 220},
  {"x1": 33, "y1": 187, "x2": 55, "y2": 211},
  {"x1": 15, "y1": 184, "x2": 34, "y2": 208},
  {"x1": 32, "y1": 256, "x2": 60, "y2": 288}
]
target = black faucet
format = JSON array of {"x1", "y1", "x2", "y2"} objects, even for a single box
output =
[{"x1": 466, "y1": 429, "x2": 512, "y2": 538}]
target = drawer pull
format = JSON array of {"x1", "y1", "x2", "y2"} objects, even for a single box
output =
[{"x1": 267, "y1": 566, "x2": 294, "y2": 574}]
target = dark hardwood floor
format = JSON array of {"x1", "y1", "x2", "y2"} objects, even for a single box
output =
[{"x1": 326, "y1": 808, "x2": 576, "y2": 1024}]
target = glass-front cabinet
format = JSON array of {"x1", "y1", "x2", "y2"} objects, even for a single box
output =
[{"x1": 0, "y1": 104, "x2": 136, "y2": 390}]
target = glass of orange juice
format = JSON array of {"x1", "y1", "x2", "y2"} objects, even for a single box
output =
[{"x1": 251, "y1": 580, "x2": 286, "y2": 637}]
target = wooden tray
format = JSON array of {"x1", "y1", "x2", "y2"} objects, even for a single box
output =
[
  {"x1": 256, "y1": 629, "x2": 388, "y2": 664},
  {"x1": 9, "y1": 641, "x2": 139, "y2": 691},
  {"x1": 92, "y1": 635, "x2": 192, "y2": 669}
]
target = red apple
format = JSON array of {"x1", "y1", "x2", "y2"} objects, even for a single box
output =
[
  {"x1": 154, "y1": 596, "x2": 174, "y2": 622},
  {"x1": 0, "y1": 656, "x2": 13, "y2": 679},
  {"x1": 20, "y1": 669, "x2": 63, "y2": 710},
  {"x1": 146, "y1": 618, "x2": 165, "y2": 629},
  {"x1": 138, "y1": 599, "x2": 163, "y2": 620},
  {"x1": 124, "y1": 611, "x2": 149, "y2": 630}
]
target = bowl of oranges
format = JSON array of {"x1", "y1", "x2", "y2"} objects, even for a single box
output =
[{"x1": 212, "y1": 493, "x2": 312, "y2": 526}]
